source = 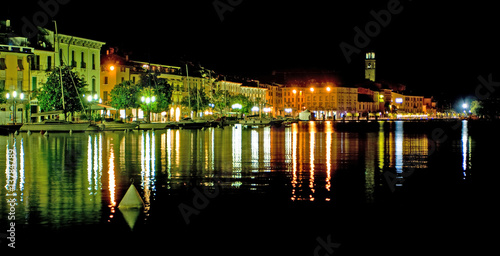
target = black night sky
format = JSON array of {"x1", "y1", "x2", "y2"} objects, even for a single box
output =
[{"x1": 3, "y1": 0, "x2": 499, "y2": 103}]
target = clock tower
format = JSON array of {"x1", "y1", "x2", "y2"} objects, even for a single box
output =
[{"x1": 365, "y1": 52, "x2": 376, "y2": 82}]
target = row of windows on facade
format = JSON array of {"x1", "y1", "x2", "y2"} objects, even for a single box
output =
[
  {"x1": 59, "y1": 50, "x2": 97, "y2": 70},
  {"x1": 0, "y1": 76, "x2": 97, "y2": 93},
  {"x1": 0, "y1": 54, "x2": 98, "y2": 71},
  {"x1": 0, "y1": 58, "x2": 24, "y2": 70},
  {"x1": 405, "y1": 97, "x2": 423, "y2": 101},
  {"x1": 284, "y1": 95, "x2": 356, "y2": 102}
]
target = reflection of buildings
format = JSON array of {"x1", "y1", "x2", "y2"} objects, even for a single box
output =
[
  {"x1": 290, "y1": 122, "x2": 334, "y2": 201},
  {"x1": 376, "y1": 121, "x2": 429, "y2": 191},
  {"x1": 461, "y1": 120, "x2": 471, "y2": 179},
  {"x1": 1, "y1": 121, "x2": 470, "y2": 229},
  {"x1": 140, "y1": 131, "x2": 156, "y2": 212}
]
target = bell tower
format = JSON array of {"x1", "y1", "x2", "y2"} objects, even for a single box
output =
[{"x1": 365, "y1": 52, "x2": 376, "y2": 82}]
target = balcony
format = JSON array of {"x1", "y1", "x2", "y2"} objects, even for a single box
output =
[{"x1": 0, "y1": 44, "x2": 34, "y2": 54}]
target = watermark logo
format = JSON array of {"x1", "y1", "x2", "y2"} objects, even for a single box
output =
[
  {"x1": 3, "y1": 147, "x2": 18, "y2": 248},
  {"x1": 340, "y1": 0, "x2": 409, "y2": 63},
  {"x1": 313, "y1": 234, "x2": 341, "y2": 256},
  {"x1": 475, "y1": 74, "x2": 500, "y2": 100},
  {"x1": 213, "y1": 0, "x2": 244, "y2": 22},
  {"x1": 21, "y1": 0, "x2": 70, "y2": 38},
  {"x1": 178, "y1": 179, "x2": 221, "y2": 225}
]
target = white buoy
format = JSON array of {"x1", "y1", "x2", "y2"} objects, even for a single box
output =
[
  {"x1": 43, "y1": 131, "x2": 49, "y2": 137},
  {"x1": 118, "y1": 184, "x2": 144, "y2": 209},
  {"x1": 27, "y1": 130, "x2": 31, "y2": 135},
  {"x1": 69, "y1": 129, "x2": 73, "y2": 135},
  {"x1": 14, "y1": 130, "x2": 18, "y2": 136}
]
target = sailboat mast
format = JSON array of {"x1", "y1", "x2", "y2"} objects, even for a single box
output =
[{"x1": 54, "y1": 20, "x2": 65, "y2": 112}]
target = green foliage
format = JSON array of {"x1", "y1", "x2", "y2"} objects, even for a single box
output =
[
  {"x1": 181, "y1": 87, "x2": 210, "y2": 113},
  {"x1": 471, "y1": 98, "x2": 500, "y2": 118},
  {"x1": 110, "y1": 81, "x2": 140, "y2": 111},
  {"x1": 138, "y1": 87, "x2": 157, "y2": 113},
  {"x1": 36, "y1": 66, "x2": 87, "y2": 118},
  {"x1": 138, "y1": 72, "x2": 174, "y2": 113},
  {"x1": 0, "y1": 87, "x2": 6, "y2": 104},
  {"x1": 211, "y1": 89, "x2": 230, "y2": 114},
  {"x1": 229, "y1": 94, "x2": 252, "y2": 114},
  {"x1": 151, "y1": 79, "x2": 173, "y2": 113},
  {"x1": 470, "y1": 100, "x2": 483, "y2": 116}
]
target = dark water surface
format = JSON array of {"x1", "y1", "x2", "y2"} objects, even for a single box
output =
[{"x1": 0, "y1": 120, "x2": 497, "y2": 254}]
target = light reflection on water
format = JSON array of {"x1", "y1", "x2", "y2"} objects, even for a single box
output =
[{"x1": 0, "y1": 121, "x2": 472, "y2": 228}]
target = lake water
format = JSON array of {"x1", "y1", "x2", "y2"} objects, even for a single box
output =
[{"x1": 0, "y1": 120, "x2": 496, "y2": 254}]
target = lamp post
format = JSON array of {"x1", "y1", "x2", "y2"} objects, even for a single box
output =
[
  {"x1": 6, "y1": 91, "x2": 25, "y2": 125},
  {"x1": 87, "y1": 94, "x2": 101, "y2": 125},
  {"x1": 141, "y1": 95, "x2": 156, "y2": 123},
  {"x1": 232, "y1": 103, "x2": 242, "y2": 118},
  {"x1": 326, "y1": 87, "x2": 331, "y2": 119},
  {"x1": 292, "y1": 89, "x2": 297, "y2": 117}
]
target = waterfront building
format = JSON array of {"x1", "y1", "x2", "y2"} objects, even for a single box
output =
[
  {"x1": 403, "y1": 95, "x2": 424, "y2": 114},
  {"x1": 263, "y1": 83, "x2": 283, "y2": 117},
  {"x1": 423, "y1": 98, "x2": 437, "y2": 116},
  {"x1": 282, "y1": 84, "x2": 358, "y2": 119},
  {"x1": 282, "y1": 87, "x2": 304, "y2": 117},
  {"x1": 0, "y1": 20, "x2": 32, "y2": 124},
  {"x1": 30, "y1": 26, "x2": 105, "y2": 122},
  {"x1": 1, "y1": 20, "x2": 106, "y2": 123},
  {"x1": 101, "y1": 49, "x2": 229, "y2": 120},
  {"x1": 240, "y1": 83, "x2": 267, "y2": 110},
  {"x1": 332, "y1": 86, "x2": 358, "y2": 118}
]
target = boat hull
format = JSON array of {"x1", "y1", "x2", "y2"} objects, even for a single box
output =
[
  {"x1": 99, "y1": 123, "x2": 137, "y2": 131},
  {"x1": 20, "y1": 123, "x2": 90, "y2": 132},
  {"x1": 138, "y1": 123, "x2": 169, "y2": 130}
]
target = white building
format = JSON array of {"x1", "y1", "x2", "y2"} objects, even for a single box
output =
[{"x1": 30, "y1": 28, "x2": 105, "y2": 121}]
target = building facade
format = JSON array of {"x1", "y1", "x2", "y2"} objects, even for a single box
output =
[
  {"x1": 282, "y1": 85, "x2": 359, "y2": 119},
  {"x1": 30, "y1": 28, "x2": 105, "y2": 121},
  {"x1": 264, "y1": 83, "x2": 283, "y2": 117},
  {"x1": 0, "y1": 20, "x2": 33, "y2": 124}
]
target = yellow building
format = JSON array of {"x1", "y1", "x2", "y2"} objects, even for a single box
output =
[
  {"x1": 0, "y1": 41, "x2": 33, "y2": 124},
  {"x1": 282, "y1": 87, "x2": 304, "y2": 117},
  {"x1": 263, "y1": 83, "x2": 283, "y2": 117},
  {"x1": 101, "y1": 50, "x2": 225, "y2": 120},
  {"x1": 282, "y1": 85, "x2": 358, "y2": 119},
  {"x1": 403, "y1": 95, "x2": 424, "y2": 114},
  {"x1": 29, "y1": 27, "x2": 105, "y2": 121},
  {"x1": 0, "y1": 47, "x2": 31, "y2": 92}
]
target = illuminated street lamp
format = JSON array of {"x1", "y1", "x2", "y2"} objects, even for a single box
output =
[
  {"x1": 6, "y1": 91, "x2": 25, "y2": 124},
  {"x1": 141, "y1": 95, "x2": 156, "y2": 123},
  {"x1": 87, "y1": 94, "x2": 101, "y2": 124},
  {"x1": 462, "y1": 103, "x2": 468, "y2": 117}
]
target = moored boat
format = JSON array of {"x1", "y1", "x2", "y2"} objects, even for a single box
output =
[
  {"x1": 178, "y1": 118, "x2": 208, "y2": 129},
  {"x1": 0, "y1": 124, "x2": 23, "y2": 135},
  {"x1": 20, "y1": 120, "x2": 90, "y2": 132},
  {"x1": 99, "y1": 120, "x2": 137, "y2": 131},
  {"x1": 239, "y1": 119, "x2": 272, "y2": 127},
  {"x1": 137, "y1": 122, "x2": 169, "y2": 130}
]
